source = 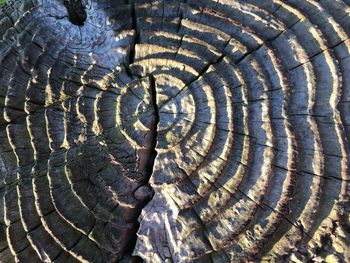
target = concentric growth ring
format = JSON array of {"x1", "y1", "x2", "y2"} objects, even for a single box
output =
[{"x1": 0, "y1": 0, "x2": 349, "y2": 262}]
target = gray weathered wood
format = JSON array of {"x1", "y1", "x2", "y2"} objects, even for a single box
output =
[{"x1": 0, "y1": 0, "x2": 349, "y2": 262}]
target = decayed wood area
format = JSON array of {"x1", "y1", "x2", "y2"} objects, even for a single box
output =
[{"x1": 0, "y1": 0, "x2": 349, "y2": 262}]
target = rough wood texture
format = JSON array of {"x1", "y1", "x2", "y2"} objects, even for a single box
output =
[{"x1": 0, "y1": 0, "x2": 349, "y2": 262}]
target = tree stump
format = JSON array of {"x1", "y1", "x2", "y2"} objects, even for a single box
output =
[{"x1": 0, "y1": 0, "x2": 349, "y2": 262}]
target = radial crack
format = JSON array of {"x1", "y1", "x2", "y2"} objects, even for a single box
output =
[{"x1": 130, "y1": 75, "x2": 159, "y2": 260}]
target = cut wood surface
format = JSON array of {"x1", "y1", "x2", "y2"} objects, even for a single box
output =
[{"x1": 0, "y1": 0, "x2": 349, "y2": 262}]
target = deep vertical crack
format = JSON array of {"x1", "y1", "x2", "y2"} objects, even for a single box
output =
[
  {"x1": 123, "y1": 3, "x2": 159, "y2": 260},
  {"x1": 129, "y1": 79, "x2": 159, "y2": 261},
  {"x1": 148, "y1": 75, "x2": 159, "y2": 174},
  {"x1": 125, "y1": 3, "x2": 138, "y2": 79}
]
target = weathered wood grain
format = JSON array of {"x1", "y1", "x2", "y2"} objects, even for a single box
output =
[{"x1": 0, "y1": 0, "x2": 349, "y2": 262}]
